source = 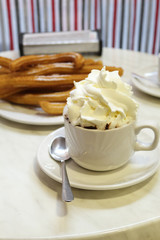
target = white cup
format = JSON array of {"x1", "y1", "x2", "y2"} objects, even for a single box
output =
[{"x1": 63, "y1": 107, "x2": 159, "y2": 171}]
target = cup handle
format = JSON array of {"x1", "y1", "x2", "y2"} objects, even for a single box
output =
[{"x1": 134, "y1": 124, "x2": 159, "y2": 151}]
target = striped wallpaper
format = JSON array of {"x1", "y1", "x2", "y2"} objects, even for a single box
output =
[{"x1": 0, "y1": 0, "x2": 160, "y2": 55}]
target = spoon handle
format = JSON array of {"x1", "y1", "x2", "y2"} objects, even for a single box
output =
[{"x1": 61, "y1": 161, "x2": 74, "y2": 202}]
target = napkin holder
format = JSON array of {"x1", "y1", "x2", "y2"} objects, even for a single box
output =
[{"x1": 19, "y1": 30, "x2": 102, "y2": 56}]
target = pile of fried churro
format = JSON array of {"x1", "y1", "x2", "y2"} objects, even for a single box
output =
[{"x1": 0, "y1": 52, "x2": 123, "y2": 115}]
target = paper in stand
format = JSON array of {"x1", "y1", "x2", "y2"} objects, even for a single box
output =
[{"x1": 19, "y1": 30, "x2": 102, "y2": 56}]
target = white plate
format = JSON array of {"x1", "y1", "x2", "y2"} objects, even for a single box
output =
[
  {"x1": 0, "y1": 100, "x2": 64, "y2": 125},
  {"x1": 131, "y1": 65, "x2": 160, "y2": 98},
  {"x1": 0, "y1": 51, "x2": 64, "y2": 125},
  {"x1": 37, "y1": 127, "x2": 160, "y2": 190}
]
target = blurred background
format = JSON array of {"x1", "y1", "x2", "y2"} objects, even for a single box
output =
[{"x1": 0, "y1": 0, "x2": 160, "y2": 55}]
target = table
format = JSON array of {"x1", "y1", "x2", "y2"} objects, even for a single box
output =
[{"x1": 0, "y1": 48, "x2": 160, "y2": 240}]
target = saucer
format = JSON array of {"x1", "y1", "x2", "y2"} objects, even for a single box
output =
[
  {"x1": 37, "y1": 127, "x2": 160, "y2": 190},
  {"x1": 131, "y1": 65, "x2": 160, "y2": 98}
]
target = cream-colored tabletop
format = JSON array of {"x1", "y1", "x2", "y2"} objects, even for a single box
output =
[{"x1": 0, "y1": 48, "x2": 160, "y2": 240}]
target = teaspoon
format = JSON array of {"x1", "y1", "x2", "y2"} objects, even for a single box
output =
[{"x1": 49, "y1": 136, "x2": 74, "y2": 202}]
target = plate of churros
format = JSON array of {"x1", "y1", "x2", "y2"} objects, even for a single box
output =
[{"x1": 0, "y1": 52, "x2": 123, "y2": 125}]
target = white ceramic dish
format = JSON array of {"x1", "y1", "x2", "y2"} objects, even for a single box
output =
[
  {"x1": 37, "y1": 127, "x2": 160, "y2": 190},
  {"x1": 0, "y1": 51, "x2": 64, "y2": 126},
  {"x1": 131, "y1": 65, "x2": 160, "y2": 98},
  {"x1": 0, "y1": 100, "x2": 64, "y2": 125}
]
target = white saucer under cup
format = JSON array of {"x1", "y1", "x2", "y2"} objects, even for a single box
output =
[
  {"x1": 37, "y1": 127, "x2": 160, "y2": 191},
  {"x1": 131, "y1": 65, "x2": 160, "y2": 98}
]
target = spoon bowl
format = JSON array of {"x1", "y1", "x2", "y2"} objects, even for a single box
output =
[
  {"x1": 49, "y1": 136, "x2": 74, "y2": 202},
  {"x1": 49, "y1": 137, "x2": 70, "y2": 162}
]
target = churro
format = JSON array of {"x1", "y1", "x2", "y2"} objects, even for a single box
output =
[
  {"x1": 10, "y1": 63, "x2": 75, "y2": 76},
  {"x1": 0, "y1": 87, "x2": 25, "y2": 98},
  {"x1": 0, "y1": 74, "x2": 87, "y2": 89},
  {"x1": 6, "y1": 90, "x2": 71, "y2": 106},
  {"x1": 39, "y1": 101, "x2": 66, "y2": 115},
  {"x1": 84, "y1": 59, "x2": 103, "y2": 65},
  {"x1": 6, "y1": 63, "x2": 123, "y2": 76},
  {"x1": 0, "y1": 67, "x2": 11, "y2": 74},
  {"x1": 9, "y1": 62, "x2": 103, "y2": 76},
  {"x1": 10, "y1": 52, "x2": 85, "y2": 72},
  {"x1": 22, "y1": 84, "x2": 74, "y2": 94},
  {"x1": 105, "y1": 66, "x2": 123, "y2": 76},
  {"x1": 0, "y1": 56, "x2": 12, "y2": 68}
]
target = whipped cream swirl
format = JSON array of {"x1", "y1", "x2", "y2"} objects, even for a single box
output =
[{"x1": 67, "y1": 67, "x2": 138, "y2": 130}]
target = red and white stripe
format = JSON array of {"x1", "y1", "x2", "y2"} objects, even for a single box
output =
[
  {"x1": 74, "y1": 0, "x2": 78, "y2": 30},
  {"x1": 7, "y1": 0, "x2": 19, "y2": 50},
  {"x1": 90, "y1": 0, "x2": 96, "y2": 30},
  {"x1": 113, "y1": 0, "x2": 122, "y2": 48},
  {"x1": 154, "y1": 0, "x2": 160, "y2": 55},
  {"x1": 101, "y1": 0, "x2": 107, "y2": 47},
  {"x1": 112, "y1": 0, "x2": 117, "y2": 48},
  {"x1": 77, "y1": 0, "x2": 83, "y2": 30},
  {"x1": 107, "y1": 0, "x2": 114, "y2": 48},
  {"x1": 94, "y1": 0, "x2": 98, "y2": 30},
  {"x1": 147, "y1": 0, "x2": 157, "y2": 54},
  {"x1": 140, "y1": 0, "x2": 150, "y2": 52},
  {"x1": 84, "y1": 0, "x2": 89, "y2": 30},
  {"x1": 46, "y1": 0, "x2": 60, "y2": 32},
  {"x1": 1, "y1": 0, "x2": 10, "y2": 50},
  {"x1": 129, "y1": 0, "x2": 136, "y2": 50},
  {"x1": 18, "y1": 0, "x2": 26, "y2": 33},
  {"x1": 25, "y1": 0, "x2": 38, "y2": 33},
  {"x1": 30, "y1": 0, "x2": 35, "y2": 33},
  {"x1": 33, "y1": 0, "x2": 39, "y2": 32},
  {"x1": 26, "y1": 0, "x2": 33, "y2": 33},
  {"x1": 51, "y1": 0, "x2": 56, "y2": 31},
  {"x1": 96, "y1": 0, "x2": 101, "y2": 30},
  {"x1": 55, "y1": 0, "x2": 60, "y2": 31},
  {"x1": 91, "y1": 0, "x2": 101, "y2": 30},
  {"x1": 69, "y1": 0, "x2": 75, "y2": 31},
  {"x1": 0, "y1": 0, "x2": 160, "y2": 54},
  {"x1": 39, "y1": 0, "x2": 46, "y2": 32},
  {"x1": 152, "y1": 0, "x2": 160, "y2": 54},
  {"x1": 61, "y1": 0, "x2": 68, "y2": 31},
  {"x1": 69, "y1": 0, "x2": 83, "y2": 31},
  {"x1": 46, "y1": 0, "x2": 52, "y2": 32},
  {"x1": 122, "y1": 0, "x2": 130, "y2": 49},
  {"x1": 6, "y1": 0, "x2": 13, "y2": 50},
  {"x1": 132, "y1": 0, "x2": 142, "y2": 51}
]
